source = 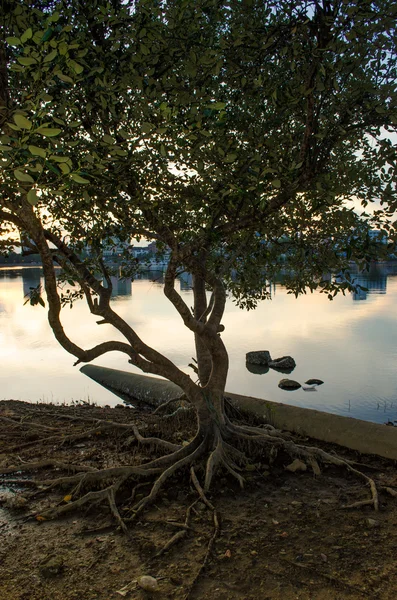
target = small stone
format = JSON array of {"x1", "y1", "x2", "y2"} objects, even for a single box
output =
[
  {"x1": 39, "y1": 556, "x2": 64, "y2": 579},
  {"x1": 291, "y1": 501, "x2": 303, "y2": 507},
  {"x1": 285, "y1": 459, "x2": 307, "y2": 472},
  {"x1": 137, "y1": 575, "x2": 159, "y2": 592},
  {"x1": 366, "y1": 518, "x2": 380, "y2": 528},
  {"x1": 278, "y1": 379, "x2": 301, "y2": 391},
  {"x1": 305, "y1": 379, "x2": 324, "y2": 386}
]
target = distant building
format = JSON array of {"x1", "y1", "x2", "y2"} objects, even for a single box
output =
[
  {"x1": 102, "y1": 238, "x2": 132, "y2": 258},
  {"x1": 131, "y1": 247, "x2": 149, "y2": 258}
]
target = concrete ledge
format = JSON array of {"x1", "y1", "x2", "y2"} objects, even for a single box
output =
[
  {"x1": 80, "y1": 365, "x2": 397, "y2": 460},
  {"x1": 80, "y1": 365, "x2": 184, "y2": 407},
  {"x1": 227, "y1": 393, "x2": 397, "y2": 461}
]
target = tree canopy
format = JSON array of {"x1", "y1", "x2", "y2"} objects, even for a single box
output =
[
  {"x1": 2, "y1": 1, "x2": 396, "y2": 270},
  {"x1": 1, "y1": 0, "x2": 397, "y2": 495}
]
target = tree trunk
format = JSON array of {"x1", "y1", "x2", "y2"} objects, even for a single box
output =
[{"x1": 193, "y1": 273, "x2": 213, "y2": 387}]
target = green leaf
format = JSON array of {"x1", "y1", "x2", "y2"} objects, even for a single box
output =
[
  {"x1": 224, "y1": 154, "x2": 237, "y2": 163},
  {"x1": 49, "y1": 11, "x2": 60, "y2": 23},
  {"x1": 46, "y1": 161, "x2": 61, "y2": 175},
  {"x1": 14, "y1": 169, "x2": 35, "y2": 183},
  {"x1": 205, "y1": 102, "x2": 226, "y2": 110},
  {"x1": 50, "y1": 155, "x2": 70, "y2": 163},
  {"x1": 40, "y1": 93, "x2": 53, "y2": 102},
  {"x1": 28, "y1": 145, "x2": 47, "y2": 158},
  {"x1": 20, "y1": 28, "x2": 33, "y2": 43},
  {"x1": 57, "y1": 73, "x2": 74, "y2": 83},
  {"x1": 271, "y1": 179, "x2": 281, "y2": 188},
  {"x1": 27, "y1": 188, "x2": 39, "y2": 205},
  {"x1": 41, "y1": 28, "x2": 54, "y2": 42},
  {"x1": 36, "y1": 127, "x2": 62, "y2": 137},
  {"x1": 43, "y1": 49, "x2": 58, "y2": 63},
  {"x1": 14, "y1": 114, "x2": 32, "y2": 130},
  {"x1": 17, "y1": 57, "x2": 37, "y2": 66},
  {"x1": 59, "y1": 162, "x2": 71, "y2": 174},
  {"x1": 102, "y1": 134, "x2": 116, "y2": 144},
  {"x1": 69, "y1": 60, "x2": 84, "y2": 74},
  {"x1": 70, "y1": 173, "x2": 90, "y2": 184},
  {"x1": 6, "y1": 122, "x2": 21, "y2": 131},
  {"x1": 6, "y1": 37, "x2": 21, "y2": 46},
  {"x1": 141, "y1": 122, "x2": 155, "y2": 133},
  {"x1": 0, "y1": 145, "x2": 13, "y2": 152}
]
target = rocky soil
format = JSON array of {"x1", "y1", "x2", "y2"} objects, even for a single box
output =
[{"x1": 1, "y1": 399, "x2": 397, "y2": 600}]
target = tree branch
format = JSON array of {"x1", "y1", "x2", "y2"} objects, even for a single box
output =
[{"x1": 163, "y1": 252, "x2": 204, "y2": 334}]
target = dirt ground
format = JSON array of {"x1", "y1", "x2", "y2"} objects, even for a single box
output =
[{"x1": 1, "y1": 399, "x2": 397, "y2": 600}]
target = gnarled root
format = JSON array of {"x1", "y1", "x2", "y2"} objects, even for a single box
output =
[
  {"x1": 222, "y1": 418, "x2": 379, "y2": 511},
  {"x1": 0, "y1": 405, "x2": 380, "y2": 541}
]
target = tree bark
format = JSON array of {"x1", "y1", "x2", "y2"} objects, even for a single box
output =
[{"x1": 193, "y1": 273, "x2": 213, "y2": 387}]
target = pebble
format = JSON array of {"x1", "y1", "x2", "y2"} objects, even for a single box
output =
[
  {"x1": 137, "y1": 575, "x2": 159, "y2": 592},
  {"x1": 285, "y1": 459, "x2": 307, "y2": 472},
  {"x1": 39, "y1": 556, "x2": 64, "y2": 579},
  {"x1": 366, "y1": 518, "x2": 380, "y2": 528}
]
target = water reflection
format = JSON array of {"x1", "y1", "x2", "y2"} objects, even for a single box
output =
[
  {"x1": 1, "y1": 264, "x2": 397, "y2": 426},
  {"x1": 349, "y1": 264, "x2": 389, "y2": 300}
]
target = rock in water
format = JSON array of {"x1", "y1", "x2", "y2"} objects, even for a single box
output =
[
  {"x1": 278, "y1": 379, "x2": 301, "y2": 391},
  {"x1": 305, "y1": 378, "x2": 324, "y2": 386},
  {"x1": 246, "y1": 362, "x2": 270, "y2": 375},
  {"x1": 246, "y1": 350, "x2": 271, "y2": 365},
  {"x1": 269, "y1": 356, "x2": 296, "y2": 371}
]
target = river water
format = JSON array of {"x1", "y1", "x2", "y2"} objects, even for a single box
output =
[{"x1": 1, "y1": 264, "x2": 397, "y2": 425}]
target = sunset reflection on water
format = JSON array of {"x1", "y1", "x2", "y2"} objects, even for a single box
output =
[{"x1": 1, "y1": 266, "x2": 397, "y2": 425}]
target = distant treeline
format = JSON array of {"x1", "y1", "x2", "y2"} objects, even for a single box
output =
[{"x1": 0, "y1": 252, "x2": 41, "y2": 265}]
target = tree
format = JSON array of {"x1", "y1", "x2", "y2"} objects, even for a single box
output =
[{"x1": 1, "y1": 0, "x2": 396, "y2": 521}]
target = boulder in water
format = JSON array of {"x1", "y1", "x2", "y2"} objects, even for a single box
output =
[
  {"x1": 305, "y1": 378, "x2": 324, "y2": 386},
  {"x1": 246, "y1": 350, "x2": 271, "y2": 366},
  {"x1": 269, "y1": 356, "x2": 296, "y2": 372},
  {"x1": 278, "y1": 378, "x2": 301, "y2": 391}
]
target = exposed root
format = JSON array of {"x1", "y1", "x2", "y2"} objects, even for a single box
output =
[
  {"x1": 204, "y1": 433, "x2": 223, "y2": 492},
  {"x1": 0, "y1": 416, "x2": 58, "y2": 432},
  {"x1": 0, "y1": 459, "x2": 97, "y2": 475},
  {"x1": 37, "y1": 486, "x2": 121, "y2": 521},
  {"x1": 151, "y1": 398, "x2": 182, "y2": 415},
  {"x1": 131, "y1": 423, "x2": 181, "y2": 452},
  {"x1": 224, "y1": 423, "x2": 380, "y2": 511},
  {"x1": 293, "y1": 443, "x2": 379, "y2": 511},
  {"x1": 0, "y1": 399, "x2": 381, "y2": 546},
  {"x1": 126, "y1": 436, "x2": 207, "y2": 522},
  {"x1": 184, "y1": 468, "x2": 221, "y2": 600},
  {"x1": 3, "y1": 413, "x2": 183, "y2": 456},
  {"x1": 154, "y1": 500, "x2": 198, "y2": 558},
  {"x1": 107, "y1": 485, "x2": 129, "y2": 535},
  {"x1": 190, "y1": 467, "x2": 215, "y2": 511}
]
